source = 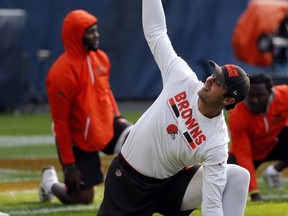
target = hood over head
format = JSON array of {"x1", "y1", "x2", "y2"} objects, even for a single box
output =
[{"x1": 62, "y1": 9, "x2": 98, "y2": 57}]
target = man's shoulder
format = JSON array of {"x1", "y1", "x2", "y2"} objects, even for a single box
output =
[
  {"x1": 227, "y1": 103, "x2": 250, "y2": 127},
  {"x1": 47, "y1": 56, "x2": 79, "y2": 83},
  {"x1": 95, "y1": 49, "x2": 109, "y2": 58},
  {"x1": 271, "y1": 85, "x2": 288, "y2": 111},
  {"x1": 273, "y1": 85, "x2": 288, "y2": 96},
  {"x1": 228, "y1": 102, "x2": 247, "y2": 115}
]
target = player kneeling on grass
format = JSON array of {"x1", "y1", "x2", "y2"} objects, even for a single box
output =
[
  {"x1": 97, "y1": 0, "x2": 250, "y2": 215},
  {"x1": 39, "y1": 9, "x2": 133, "y2": 205},
  {"x1": 228, "y1": 73, "x2": 288, "y2": 201}
]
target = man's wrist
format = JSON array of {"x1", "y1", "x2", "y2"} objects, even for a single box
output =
[{"x1": 63, "y1": 163, "x2": 76, "y2": 170}]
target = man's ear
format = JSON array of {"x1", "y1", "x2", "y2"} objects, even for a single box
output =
[{"x1": 223, "y1": 97, "x2": 235, "y2": 106}]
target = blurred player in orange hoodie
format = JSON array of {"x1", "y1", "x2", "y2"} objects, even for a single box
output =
[
  {"x1": 228, "y1": 73, "x2": 288, "y2": 201},
  {"x1": 39, "y1": 9, "x2": 133, "y2": 204}
]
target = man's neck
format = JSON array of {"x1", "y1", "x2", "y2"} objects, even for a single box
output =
[{"x1": 197, "y1": 99, "x2": 222, "y2": 119}]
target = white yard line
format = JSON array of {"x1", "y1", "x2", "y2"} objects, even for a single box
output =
[
  {"x1": 0, "y1": 135, "x2": 54, "y2": 147},
  {"x1": 7, "y1": 205, "x2": 100, "y2": 215},
  {"x1": 0, "y1": 169, "x2": 38, "y2": 174},
  {"x1": 0, "y1": 189, "x2": 37, "y2": 195},
  {"x1": 262, "y1": 193, "x2": 288, "y2": 199}
]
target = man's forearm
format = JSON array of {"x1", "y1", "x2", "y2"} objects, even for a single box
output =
[{"x1": 142, "y1": 0, "x2": 166, "y2": 40}]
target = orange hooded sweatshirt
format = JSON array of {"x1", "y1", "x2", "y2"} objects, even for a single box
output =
[
  {"x1": 46, "y1": 10, "x2": 120, "y2": 165},
  {"x1": 228, "y1": 85, "x2": 288, "y2": 193}
]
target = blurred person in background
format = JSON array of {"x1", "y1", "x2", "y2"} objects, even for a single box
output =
[
  {"x1": 228, "y1": 73, "x2": 288, "y2": 201},
  {"x1": 39, "y1": 9, "x2": 133, "y2": 205}
]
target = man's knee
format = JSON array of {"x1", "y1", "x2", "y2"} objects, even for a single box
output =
[
  {"x1": 227, "y1": 164, "x2": 250, "y2": 186},
  {"x1": 70, "y1": 187, "x2": 94, "y2": 204},
  {"x1": 113, "y1": 117, "x2": 134, "y2": 153}
]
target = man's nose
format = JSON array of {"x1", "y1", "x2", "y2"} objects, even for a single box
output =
[
  {"x1": 206, "y1": 75, "x2": 214, "y2": 82},
  {"x1": 209, "y1": 76, "x2": 217, "y2": 84},
  {"x1": 93, "y1": 31, "x2": 99, "y2": 39}
]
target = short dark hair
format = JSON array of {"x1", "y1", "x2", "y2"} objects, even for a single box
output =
[
  {"x1": 249, "y1": 73, "x2": 273, "y2": 94},
  {"x1": 223, "y1": 91, "x2": 236, "y2": 111}
]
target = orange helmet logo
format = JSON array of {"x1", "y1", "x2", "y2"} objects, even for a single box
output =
[{"x1": 166, "y1": 124, "x2": 178, "y2": 140}]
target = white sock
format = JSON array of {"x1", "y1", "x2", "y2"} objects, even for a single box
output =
[{"x1": 266, "y1": 165, "x2": 279, "y2": 175}]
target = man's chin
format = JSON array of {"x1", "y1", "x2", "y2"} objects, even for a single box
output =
[
  {"x1": 251, "y1": 108, "x2": 265, "y2": 114},
  {"x1": 86, "y1": 44, "x2": 99, "y2": 51},
  {"x1": 88, "y1": 47, "x2": 98, "y2": 52}
]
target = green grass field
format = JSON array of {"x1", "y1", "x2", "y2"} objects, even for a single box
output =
[{"x1": 1, "y1": 112, "x2": 288, "y2": 216}]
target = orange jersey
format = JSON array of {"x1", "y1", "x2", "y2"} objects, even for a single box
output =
[
  {"x1": 46, "y1": 10, "x2": 120, "y2": 165},
  {"x1": 228, "y1": 85, "x2": 288, "y2": 192}
]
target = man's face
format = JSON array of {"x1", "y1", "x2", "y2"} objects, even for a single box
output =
[
  {"x1": 83, "y1": 24, "x2": 99, "y2": 51},
  {"x1": 198, "y1": 74, "x2": 231, "y2": 107},
  {"x1": 247, "y1": 83, "x2": 270, "y2": 114}
]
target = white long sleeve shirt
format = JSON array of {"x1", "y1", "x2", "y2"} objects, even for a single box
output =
[{"x1": 121, "y1": 0, "x2": 229, "y2": 215}]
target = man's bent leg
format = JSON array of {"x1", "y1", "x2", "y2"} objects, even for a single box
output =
[
  {"x1": 222, "y1": 164, "x2": 249, "y2": 216},
  {"x1": 181, "y1": 166, "x2": 203, "y2": 211},
  {"x1": 181, "y1": 164, "x2": 249, "y2": 216}
]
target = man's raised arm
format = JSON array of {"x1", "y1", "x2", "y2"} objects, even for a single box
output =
[{"x1": 142, "y1": 0, "x2": 181, "y2": 83}]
